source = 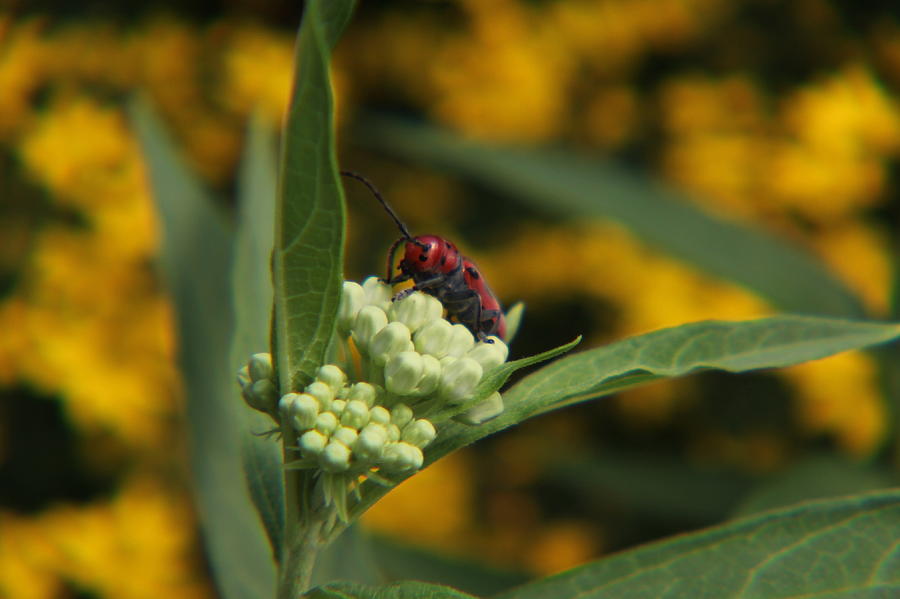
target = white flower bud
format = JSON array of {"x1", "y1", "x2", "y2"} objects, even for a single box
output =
[
  {"x1": 346, "y1": 382, "x2": 377, "y2": 407},
  {"x1": 320, "y1": 441, "x2": 351, "y2": 472},
  {"x1": 241, "y1": 385, "x2": 258, "y2": 410},
  {"x1": 413, "y1": 319, "x2": 454, "y2": 358},
  {"x1": 331, "y1": 426, "x2": 358, "y2": 447},
  {"x1": 330, "y1": 399, "x2": 346, "y2": 417},
  {"x1": 315, "y1": 411, "x2": 339, "y2": 435},
  {"x1": 353, "y1": 305, "x2": 388, "y2": 352},
  {"x1": 402, "y1": 419, "x2": 436, "y2": 448},
  {"x1": 290, "y1": 393, "x2": 320, "y2": 430},
  {"x1": 248, "y1": 353, "x2": 273, "y2": 382},
  {"x1": 338, "y1": 281, "x2": 365, "y2": 333},
  {"x1": 455, "y1": 391, "x2": 504, "y2": 425},
  {"x1": 249, "y1": 379, "x2": 278, "y2": 411},
  {"x1": 438, "y1": 357, "x2": 483, "y2": 403},
  {"x1": 237, "y1": 365, "x2": 251, "y2": 389},
  {"x1": 380, "y1": 442, "x2": 424, "y2": 472},
  {"x1": 390, "y1": 403, "x2": 414, "y2": 429},
  {"x1": 387, "y1": 423, "x2": 402, "y2": 442},
  {"x1": 299, "y1": 430, "x2": 328, "y2": 457},
  {"x1": 341, "y1": 399, "x2": 370, "y2": 429},
  {"x1": 422, "y1": 294, "x2": 444, "y2": 323},
  {"x1": 416, "y1": 354, "x2": 442, "y2": 395},
  {"x1": 369, "y1": 322, "x2": 413, "y2": 366},
  {"x1": 305, "y1": 381, "x2": 333, "y2": 410},
  {"x1": 362, "y1": 276, "x2": 392, "y2": 311},
  {"x1": 354, "y1": 423, "x2": 388, "y2": 461},
  {"x1": 316, "y1": 364, "x2": 347, "y2": 392},
  {"x1": 445, "y1": 324, "x2": 475, "y2": 358},
  {"x1": 369, "y1": 405, "x2": 391, "y2": 426},
  {"x1": 467, "y1": 338, "x2": 509, "y2": 371},
  {"x1": 279, "y1": 393, "x2": 301, "y2": 418},
  {"x1": 388, "y1": 292, "x2": 441, "y2": 332},
  {"x1": 384, "y1": 351, "x2": 424, "y2": 396}
]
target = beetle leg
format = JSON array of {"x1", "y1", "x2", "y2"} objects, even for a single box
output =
[
  {"x1": 476, "y1": 309, "x2": 502, "y2": 343},
  {"x1": 440, "y1": 289, "x2": 494, "y2": 341},
  {"x1": 386, "y1": 271, "x2": 412, "y2": 285},
  {"x1": 412, "y1": 274, "x2": 447, "y2": 289},
  {"x1": 391, "y1": 273, "x2": 446, "y2": 302}
]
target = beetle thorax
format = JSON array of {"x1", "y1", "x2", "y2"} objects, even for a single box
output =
[{"x1": 403, "y1": 235, "x2": 460, "y2": 274}]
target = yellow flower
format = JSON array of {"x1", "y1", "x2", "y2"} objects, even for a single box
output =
[
  {"x1": 549, "y1": 0, "x2": 730, "y2": 74},
  {"x1": 810, "y1": 222, "x2": 892, "y2": 316},
  {"x1": 0, "y1": 19, "x2": 46, "y2": 139},
  {"x1": 616, "y1": 379, "x2": 695, "y2": 427},
  {"x1": 428, "y1": 0, "x2": 572, "y2": 141},
  {"x1": 658, "y1": 75, "x2": 770, "y2": 220},
  {"x1": 0, "y1": 476, "x2": 210, "y2": 599},
  {"x1": 219, "y1": 24, "x2": 294, "y2": 123},
  {"x1": 131, "y1": 18, "x2": 203, "y2": 123},
  {"x1": 582, "y1": 86, "x2": 639, "y2": 149},
  {"x1": 663, "y1": 132, "x2": 768, "y2": 221},
  {"x1": 0, "y1": 512, "x2": 62, "y2": 599},
  {"x1": 766, "y1": 65, "x2": 900, "y2": 222},
  {"x1": 363, "y1": 450, "x2": 475, "y2": 549},
  {"x1": 660, "y1": 75, "x2": 764, "y2": 136},
  {"x1": 20, "y1": 97, "x2": 134, "y2": 207},
  {"x1": 44, "y1": 21, "x2": 138, "y2": 90},
  {"x1": 3, "y1": 225, "x2": 177, "y2": 448},
  {"x1": 524, "y1": 520, "x2": 601, "y2": 575},
  {"x1": 781, "y1": 65, "x2": 900, "y2": 157},
  {"x1": 785, "y1": 351, "x2": 887, "y2": 457},
  {"x1": 766, "y1": 140, "x2": 887, "y2": 221}
]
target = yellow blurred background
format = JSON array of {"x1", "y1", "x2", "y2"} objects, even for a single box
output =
[{"x1": 1, "y1": 0, "x2": 899, "y2": 596}]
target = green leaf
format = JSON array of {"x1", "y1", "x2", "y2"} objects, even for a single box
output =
[
  {"x1": 503, "y1": 302, "x2": 525, "y2": 344},
  {"x1": 353, "y1": 116, "x2": 865, "y2": 319},
  {"x1": 501, "y1": 315, "x2": 900, "y2": 419},
  {"x1": 426, "y1": 316, "x2": 900, "y2": 465},
  {"x1": 273, "y1": 0, "x2": 353, "y2": 393},
  {"x1": 275, "y1": 2, "x2": 357, "y2": 595},
  {"x1": 732, "y1": 456, "x2": 899, "y2": 519},
  {"x1": 132, "y1": 97, "x2": 275, "y2": 599},
  {"x1": 496, "y1": 489, "x2": 900, "y2": 599},
  {"x1": 232, "y1": 113, "x2": 284, "y2": 561},
  {"x1": 304, "y1": 581, "x2": 479, "y2": 599}
]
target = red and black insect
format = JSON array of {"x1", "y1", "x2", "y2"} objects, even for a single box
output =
[{"x1": 341, "y1": 171, "x2": 506, "y2": 342}]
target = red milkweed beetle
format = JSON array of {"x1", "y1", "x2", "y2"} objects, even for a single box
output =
[{"x1": 341, "y1": 171, "x2": 506, "y2": 342}]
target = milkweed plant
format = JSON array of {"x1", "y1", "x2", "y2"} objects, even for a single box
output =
[{"x1": 134, "y1": 1, "x2": 900, "y2": 598}]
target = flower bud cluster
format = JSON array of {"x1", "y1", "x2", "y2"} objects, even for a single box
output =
[
  {"x1": 278, "y1": 364, "x2": 436, "y2": 475},
  {"x1": 238, "y1": 277, "x2": 511, "y2": 519},
  {"x1": 237, "y1": 353, "x2": 278, "y2": 415},
  {"x1": 340, "y1": 277, "x2": 508, "y2": 416}
]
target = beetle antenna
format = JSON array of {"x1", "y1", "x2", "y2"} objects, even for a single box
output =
[{"x1": 340, "y1": 170, "x2": 413, "y2": 240}]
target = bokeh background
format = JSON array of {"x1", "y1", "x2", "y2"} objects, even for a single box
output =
[{"x1": 2, "y1": 0, "x2": 900, "y2": 597}]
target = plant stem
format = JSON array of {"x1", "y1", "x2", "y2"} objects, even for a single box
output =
[
  {"x1": 277, "y1": 502, "x2": 328, "y2": 598},
  {"x1": 278, "y1": 446, "x2": 333, "y2": 597}
]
